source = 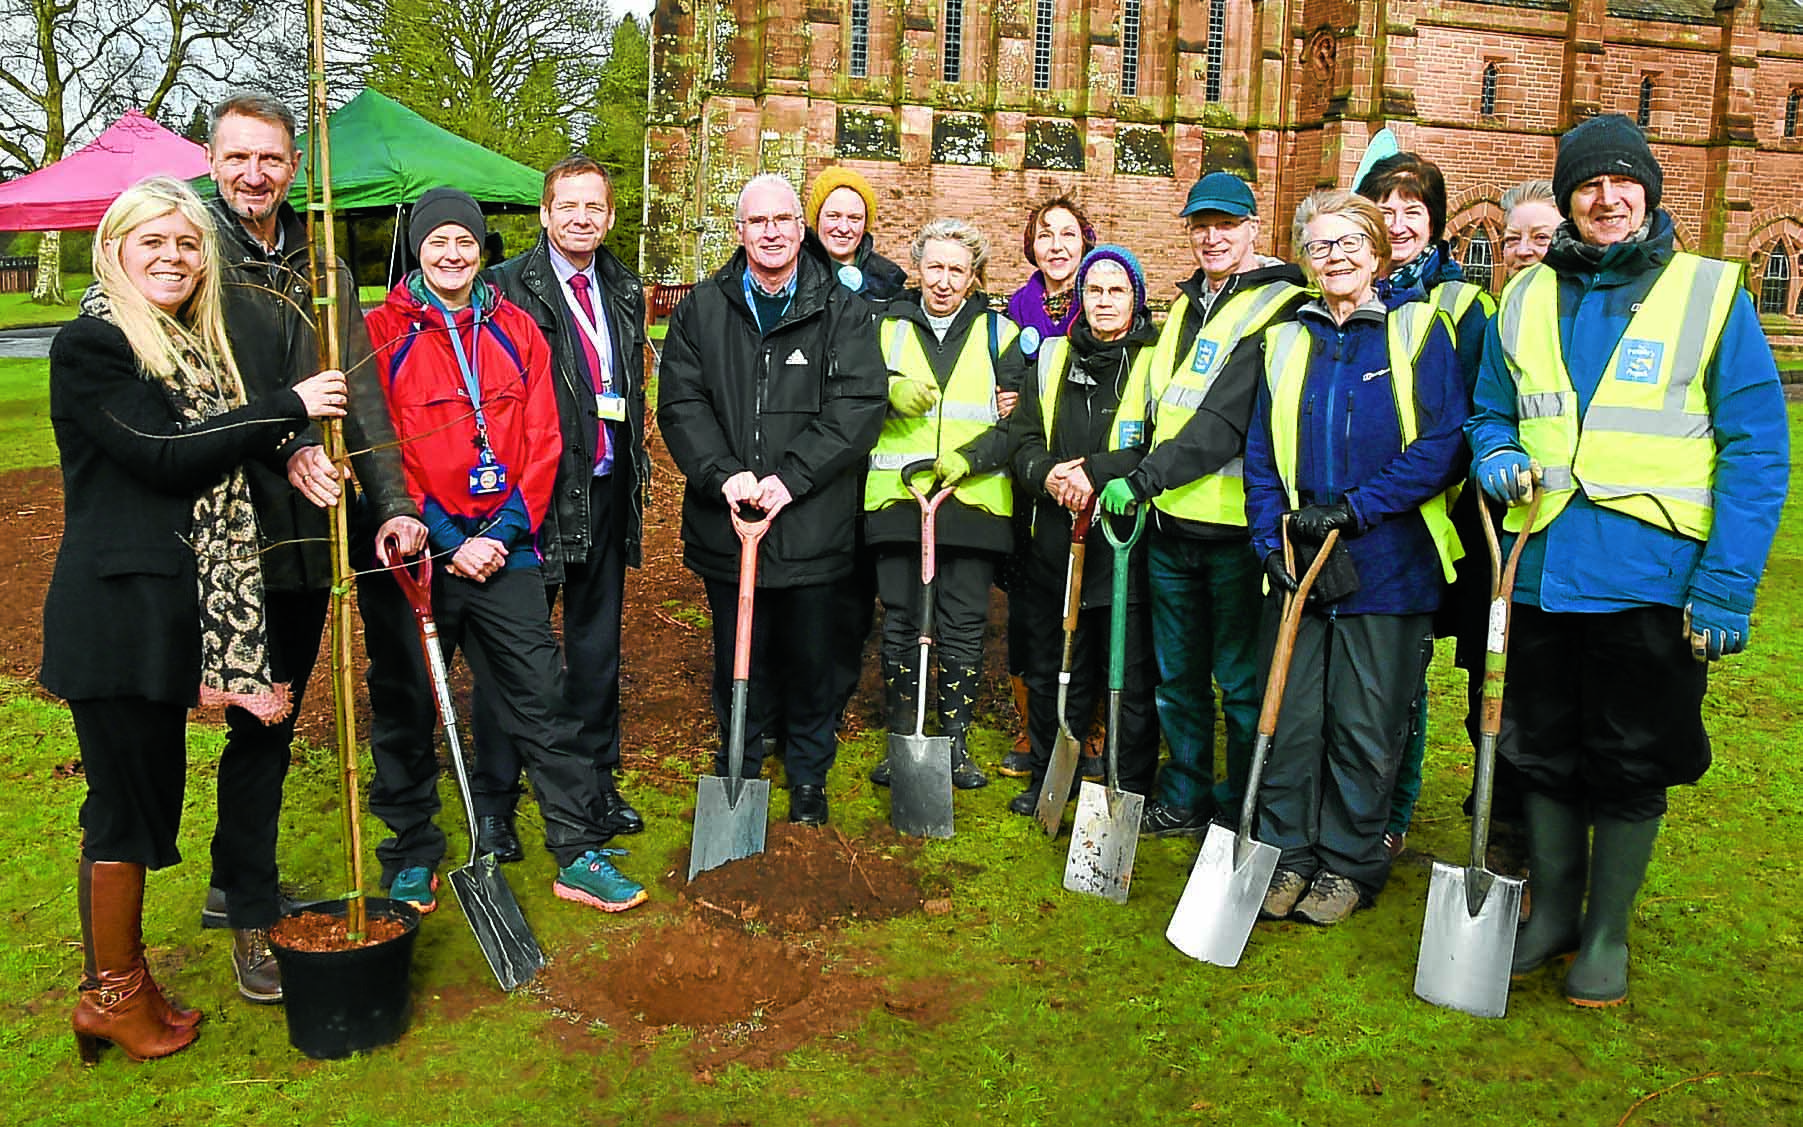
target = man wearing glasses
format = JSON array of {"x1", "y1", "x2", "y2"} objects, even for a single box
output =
[{"x1": 656, "y1": 173, "x2": 887, "y2": 827}]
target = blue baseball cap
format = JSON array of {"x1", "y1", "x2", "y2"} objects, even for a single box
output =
[{"x1": 1180, "y1": 172, "x2": 1256, "y2": 219}]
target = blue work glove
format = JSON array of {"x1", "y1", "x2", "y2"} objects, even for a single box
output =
[
  {"x1": 1291, "y1": 500, "x2": 1355, "y2": 543},
  {"x1": 1476, "y1": 449, "x2": 1533, "y2": 504},
  {"x1": 1684, "y1": 594, "x2": 1749, "y2": 662},
  {"x1": 1099, "y1": 477, "x2": 1140, "y2": 515}
]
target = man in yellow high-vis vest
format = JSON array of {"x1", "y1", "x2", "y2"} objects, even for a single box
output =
[
  {"x1": 1096, "y1": 172, "x2": 1308, "y2": 838},
  {"x1": 1468, "y1": 115, "x2": 1789, "y2": 1007}
]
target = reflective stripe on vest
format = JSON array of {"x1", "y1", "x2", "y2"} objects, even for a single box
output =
[
  {"x1": 1038, "y1": 336, "x2": 1156, "y2": 453},
  {"x1": 1432, "y1": 279, "x2": 1494, "y2": 333},
  {"x1": 1144, "y1": 280, "x2": 1303, "y2": 526},
  {"x1": 866, "y1": 315, "x2": 1017, "y2": 516},
  {"x1": 1262, "y1": 303, "x2": 1465, "y2": 582},
  {"x1": 1496, "y1": 253, "x2": 1737, "y2": 540}
]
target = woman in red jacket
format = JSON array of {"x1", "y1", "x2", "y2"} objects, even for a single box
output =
[{"x1": 361, "y1": 187, "x2": 646, "y2": 914}]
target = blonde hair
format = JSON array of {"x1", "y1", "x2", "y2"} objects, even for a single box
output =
[
  {"x1": 92, "y1": 176, "x2": 245, "y2": 403},
  {"x1": 1500, "y1": 179, "x2": 1556, "y2": 217},
  {"x1": 1291, "y1": 190, "x2": 1391, "y2": 279}
]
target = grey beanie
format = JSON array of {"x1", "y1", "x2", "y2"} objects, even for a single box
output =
[
  {"x1": 408, "y1": 187, "x2": 487, "y2": 259},
  {"x1": 1552, "y1": 114, "x2": 1663, "y2": 217}
]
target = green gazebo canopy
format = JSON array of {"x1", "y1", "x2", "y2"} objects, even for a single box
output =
[{"x1": 287, "y1": 89, "x2": 542, "y2": 212}]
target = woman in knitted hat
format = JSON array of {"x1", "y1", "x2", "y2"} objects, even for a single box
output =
[
  {"x1": 46, "y1": 176, "x2": 349, "y2": 1062},
  {"x1": 360, "y1": 186, "x2": 650, "y2": 919},
  {"x1": 1003, "y1": 244, "x2": 1161, "y2": 817},
  {"x1": 1243, "y1": 190, "x2": 1468, "y2": 926},
  {"x1": 803, "y1": 166, "x2": 906, "y2": 300}
]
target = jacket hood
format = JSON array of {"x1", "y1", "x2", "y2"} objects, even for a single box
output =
[
  {"x1": 889, "y1": 289, "x2": 996, "y2": 334},
  {"x1": 1175, "y1": 260, "x2": 1308, "y2": 309},
  {"x1": 1068, "y1": 307, "x2": 1158, "y2": 361},
  {"x1": 802, "y1": 228, "x2": 907, "y2": 295},
  {"x1": 386, "y1": 271, "x2": 500, "y2": 319}
]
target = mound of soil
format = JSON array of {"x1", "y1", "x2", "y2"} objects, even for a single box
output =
[
  {"x1": 674, "y1": 822, "x2": 926, "y2": 934},
  {"x1": 537, "y1": 915, "x2": 957, "y2": 1072}
]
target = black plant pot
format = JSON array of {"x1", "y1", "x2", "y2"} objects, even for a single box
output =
[{"x1": 269, "y1": 897, "x2": 421, "y2": 1060}]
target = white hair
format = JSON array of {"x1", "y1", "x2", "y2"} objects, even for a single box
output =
[{"x1": 735, "y1": 173, "x2": 802, "y2": 222}]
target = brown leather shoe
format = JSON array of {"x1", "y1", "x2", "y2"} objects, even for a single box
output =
[
  {"x1": 73, "y1": 859, "x2": 198, "y2": 1064},
  {"x1": 79, "y1": 858, "x2": 201, "y2": 1031},
  {"x1": 231, "y1": 928, "x2": 283, "y2": 1004}
]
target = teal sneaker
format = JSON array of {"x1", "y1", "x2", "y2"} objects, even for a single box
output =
[
  {"x1": 388, "y1": 867, "x2": 438, "y2": 915},
  {"x1": 554, "y1": 849, "x2": 648, "y2": 913}
]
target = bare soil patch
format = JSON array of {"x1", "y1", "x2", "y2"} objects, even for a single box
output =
[{"x1": 672, "y1": 821, "x2": 928, "y2": 934}]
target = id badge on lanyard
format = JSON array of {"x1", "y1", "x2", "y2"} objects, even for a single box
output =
[
  {"x1": 566, "y1": 277, "x2": 614, "y2": 397},
  {"x1": 436, "y1": 301, "x2": 510, "y2": 496}
]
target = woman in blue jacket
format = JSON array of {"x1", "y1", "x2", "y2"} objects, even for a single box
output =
[{"x1": 1244, "y1": 190, "x2": 1468, "y2": 926}]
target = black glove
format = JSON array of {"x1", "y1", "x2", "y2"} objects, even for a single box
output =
[
  {"x1": 1291, "y1": 500, "x2": 1356, "y2": 543},
  {"x1": 1263, "y1": 550, "x2": 1300, "y2": 595}
]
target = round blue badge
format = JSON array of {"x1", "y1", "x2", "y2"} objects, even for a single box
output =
[
  {"x1": 1019, "y1": 326, "x2": 1042, "y2": 356},
  {"x1": 837, "y1": 264, "x2": 864, "y2": 291}
]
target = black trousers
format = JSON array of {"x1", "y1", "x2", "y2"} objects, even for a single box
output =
[
  {"x1": 75, "y1": 698, "x2": 190, "y2": 870},
  {"x1": 1018, "y1": 575, "x2": 1159, "y2": 795},
  {"x1": 208, "y1": 588, "x2": 328, "y2": 928},
  {"x1": 1255, "y1": 605, "x2": 1429, "y2": 898},
  {"x1": 357, "y1": 557, "x2": 611, "y2": 881},
  {"x1": 703, "y1": 578, "x2": 846, "y2": 788},
  {"x1": 1504, "y1": 603, "x2": 1708, "y2": 821},
  {"x1": 874, "y1": 548, "x2": 994, "y2": 673},
  {"x1": 470, "y1": 473, "x2": 628, "y2": 816}
]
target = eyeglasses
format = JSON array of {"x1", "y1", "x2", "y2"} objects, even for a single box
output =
[
  {"x1": 738, "y1": 213, "x2": 798, "y2": 232},
  {"x1": 1301, "y1": 233, "x2": 1372, "y2": 261}
]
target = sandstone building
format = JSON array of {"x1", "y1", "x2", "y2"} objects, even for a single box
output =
[{"x1": 645, "y1": 0, "x2": 1803, "y2": 345}]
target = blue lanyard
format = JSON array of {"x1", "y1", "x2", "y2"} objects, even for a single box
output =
[{"x1": 431, "y1": 297, "x2": 491, "y2": 451}]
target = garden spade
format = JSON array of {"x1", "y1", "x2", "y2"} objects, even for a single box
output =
[
  {"x1": 1035, "y1": 496, "x2": 1097, "y2": 835},
  {"x1": 688, "y1": 506, "x2": 774, "y2": 879},
  {"x1": 888, "y1": 461, "x2": 955, "y2": 838},
  {"x1": 388, "y1": 544, "x2": 546, "y2": 991},
  {"x1": 1415, "y1": 486, "x2": 1541, "y2": 1018},
  {"x1": 1166, "y1": 523, "x2": 1339, "y2": 967},
  {"x1": 1063, "y1": 505, "x2": 1147, "y2": 903}
]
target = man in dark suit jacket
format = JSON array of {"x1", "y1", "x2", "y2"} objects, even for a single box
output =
[
  {"x1": 200, "y1": 90, "x2": 425, "y2": 1003},
  {"x1": 480, "y1": 156, "x2": 651, "y2": 857}
]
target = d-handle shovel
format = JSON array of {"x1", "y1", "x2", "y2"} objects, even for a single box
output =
[
  {"x1": 687, "y1": 505, "x2": 775, "y2": 879},
  {"x1": 887, "y1": 460, "x2": 956, "y2": 839},
  {"x1": 387, "y1": 540, "x2": 547, "y2": 991},
  {"x1": 1063, "y1": 503, "x2": 1147, "y2": 903},
  {"x1": 1035, "y1": 495, "x2": 1098, "y2": 835},
  {"x1": 1414, "y1": 485, "x2": 1542, "y2": 1018},
  {"x1": 1166, "y1": 522, "x2": 1340, "y2": 967}
]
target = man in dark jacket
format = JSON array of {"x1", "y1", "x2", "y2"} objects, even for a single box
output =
[
  {"x1": 1098, "y1": 173, "x2": 1308, "y2": 836},
  {"x1": 657, "y1": 173, "x2": 887, "y2": 827},
  {"x1": 199, "y1": 91, "x2": 425, "y2": 1002},
  {"x1": 472, "y1": 156, "x2": 651, "y2": 859}
]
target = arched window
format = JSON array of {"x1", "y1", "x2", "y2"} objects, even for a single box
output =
[
  {"x1": 1638, "y1": 77, "x2": 1653, "y2": 128},
  {"x1": 1121, "y1": 0, "x2": 1142, "y2": 97},
  {"x1": 1034, "y1": 0, "x2": 1054, "y2": 90},
  {"x1": 1787, "y1": 89, "x2": 1800, "y2": 139},
  {"x1": 942, "y1": 0, "x2": 964, "y2": 82},
  {"x1": 1463, "y1": 228, "x2": 1495, "y2": 292},
  {"x1": 1480, "y1": 63, "x2": 1498, "y2": 117},
  {"x1": 1758, "y1": 242, "x2": 1790, "y2": 314},
  {"x1": 849, "y1": 0, "x2": 869, "y2": 78},
  {"x1": 1206, "y1": 0, "x2": 1226, "y2": 103}
]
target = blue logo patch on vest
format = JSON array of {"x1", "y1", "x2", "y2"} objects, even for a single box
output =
[
  {"x1": 1190, "y1": 338, "x2": 1219, "y2": 375},
  {"x1": 1117, "y1": 419, "x2": 1145, "y2": 449},
  {"x1": 1616, "y1": 339, "x2": 1663, "y2": 385},
  {"x1": 1019, "y1": 326, "x2": 1042, "y2": 357}
]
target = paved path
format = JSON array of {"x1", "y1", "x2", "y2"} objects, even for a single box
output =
[{"x1": 0, "y1": 326, "x2": 57, "y2": 360}]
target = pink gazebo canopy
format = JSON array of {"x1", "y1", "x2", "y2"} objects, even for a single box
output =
[{"x1": 0, "y1": 110, "x2": 209, "y2": 231}]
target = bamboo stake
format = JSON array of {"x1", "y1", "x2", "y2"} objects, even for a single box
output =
[{"x1": 304, "y1": 0, "x2": 367, "y2": 940}]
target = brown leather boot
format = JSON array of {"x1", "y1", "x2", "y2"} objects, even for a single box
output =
[
  {"x1": 1000, "y1": 675, "x2": 1032, "y2": 777},
  {"x1": 77, "y1": 858, "x2": 200, "y2": 1032},
  {"x1": 73, "y1": 859, "x2": 199, "y2": 1064}
]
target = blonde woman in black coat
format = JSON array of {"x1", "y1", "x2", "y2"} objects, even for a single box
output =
[{"x1": 43, "y1": 176, "x2": 346, "y2": 1063}]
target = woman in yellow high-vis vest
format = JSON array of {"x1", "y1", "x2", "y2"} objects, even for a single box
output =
[
  {"x1": 864, "y1": 219, "x2": 1029, "y2": 791},
  {"x1": 1004, "y1": 245, "x2": 1162, "y2": 818},
  {"x1": 1243, "y1": 191, "x2": 1468, "y2": 927}
]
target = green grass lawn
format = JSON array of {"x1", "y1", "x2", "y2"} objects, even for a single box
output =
[
  {"x1": 0, "y1": 359, "x2": 57, "y2": 472},
  {"x1": 0, "y1": 413, "x2": 1797, "y2": 1126},
  {"x1": 0, "y1": 275, "x2": 91, "y2": 330}
]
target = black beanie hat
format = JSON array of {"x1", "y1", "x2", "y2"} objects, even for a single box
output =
[
  {"x1": 408, "y1": 186, "x2": 487, "y2": 260},
  {"x1": 1552, "y1": 114, "x2": 1662, "y2": 217}
]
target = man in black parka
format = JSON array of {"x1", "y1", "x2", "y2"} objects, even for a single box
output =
[{"x1": 657, "y1": 173, "x2": 887, "y2": 827}]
